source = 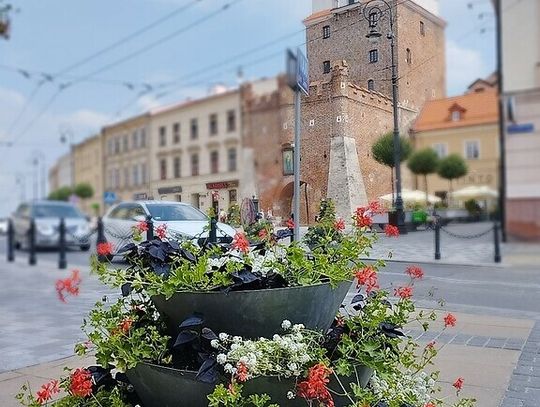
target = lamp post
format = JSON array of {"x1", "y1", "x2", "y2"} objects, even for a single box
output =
[
  {"x1": 364, "y1": 0, "x2": 407, "y2": 234},
  {"x1": 59, "y1": 126, "x2": 75, "y2": 189}
]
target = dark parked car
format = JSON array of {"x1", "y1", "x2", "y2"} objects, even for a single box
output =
[{"x1": 11, "y1": 201, "x2": 91, "y2": 251}]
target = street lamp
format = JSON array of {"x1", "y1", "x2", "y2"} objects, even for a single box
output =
[
  {"x1": 59, "y1": 126, "x2": 75, "y2": 188},
  {"x1": 363, "y1": 0, "x2": 407, "y2": 234}
]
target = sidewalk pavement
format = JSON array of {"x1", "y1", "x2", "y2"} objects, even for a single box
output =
[{"x1": 1, "y1": 306, "x2": 535, "y2": 407}]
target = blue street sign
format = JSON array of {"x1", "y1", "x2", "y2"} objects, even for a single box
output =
[
  {"x1": 507, "y1": 123, "x2": 535, "y2": 134},
  {"x1": 296, "y1": 48, "x2": 309, "y2": 96},
  {"x1": 103, "y1": 191, "x2": 117, "y2": 204}
]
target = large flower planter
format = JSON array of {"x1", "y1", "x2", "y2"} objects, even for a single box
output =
[
  {"x1": 127, "y1": 362, "x2": 373, "y2": 407},
  {"x1": 152, "y1": 281, "x2": 352, "y2": 338}
]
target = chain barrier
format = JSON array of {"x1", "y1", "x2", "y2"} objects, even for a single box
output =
[
  {"x1": 66, "y1": 227, "x2": 98, "y2": 242},
  {"x1": 103, "y1": 226, "x2": 134, "y2": 240},
  {"x1": 440, "y1": 225, "x2": 495, "y2": 240}
]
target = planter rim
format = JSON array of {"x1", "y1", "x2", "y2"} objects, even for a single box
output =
[{"x1": 153, "y1": 280, "x2": 353, "y2": 297}]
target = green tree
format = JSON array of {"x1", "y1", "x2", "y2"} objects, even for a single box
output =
[
  {"x1": 407, "y1": 148, "x2": 439, "y2": 204},
  {"x1": 74, "y1": 182, "x2": 94, "y2": 199},
  {"x1": 48, "y1": 186, "x2": 73, "y2": 201},
  {"x1": 91, "y1": 202, "x2": 101, "y2": 216},
  {"x1": 437, "y1": 154, "x2": 468, "y2": 194},
  {"x1": 371, "y1": 132, "x2": 412, "y2": 204}
]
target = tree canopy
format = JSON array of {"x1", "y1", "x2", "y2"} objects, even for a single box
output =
[
  {"x1": 74, "y1": 183, "x2": 94, "y2": 199},
  {"x1": 437, "y1": 154, "x2": 468, "y2": 182},
  {"x1": 407, "y1": 148, "x2": 439, "y2": 176},
  {"x1": 48, "y1": 186, "x2": 73, "y2": 201},
  {"x1": 371, "y1": 132, "x2": 412, "y2": 168}
]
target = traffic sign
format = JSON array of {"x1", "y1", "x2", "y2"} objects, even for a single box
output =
[
  {"x1": 296, "y1": 48, "x2": 309, "y2": 96},
  {"x1": 103, "y1": 191, "x2": 117, "y2": 204}
]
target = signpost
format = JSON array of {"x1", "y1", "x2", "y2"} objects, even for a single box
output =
[
  {"x1": 286, "y1": 48, "x2": 309, "y2": 241},
  {"x1": 103, "y1": 191, "x2": 117, "y2": 205}
]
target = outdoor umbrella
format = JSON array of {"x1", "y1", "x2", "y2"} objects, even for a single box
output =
[
  {"x1": 449, "y1": 185, "x2": 498, "y2": 201},
  {"x1": 379, "y1": 189, "x2": 442, "y2": 205}
]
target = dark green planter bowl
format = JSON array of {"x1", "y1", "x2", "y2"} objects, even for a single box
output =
[
  {"x1": 127, "y1": 362, "x2": 373, "y2": 407},
  {"x1": 152, "y1": 281, "x2": 352, "y2": 338}
]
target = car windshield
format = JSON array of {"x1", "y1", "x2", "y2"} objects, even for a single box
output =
[
  {"x1": 33, "y1": 204, "x2": 83, "y2": 219},
  {"x1": 146, "y1": 204, "x2": 207, "y2": 222}
]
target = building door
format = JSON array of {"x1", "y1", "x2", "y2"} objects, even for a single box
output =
[{"x1": 191, "y1": 193, "x2": 200, "y2": 209}]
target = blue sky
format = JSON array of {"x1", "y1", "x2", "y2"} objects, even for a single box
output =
[{"x1": 0, "y1": 0, "x2": 495, "y2": 216}]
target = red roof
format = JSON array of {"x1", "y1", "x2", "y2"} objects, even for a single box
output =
[{"x1": 413, "y1": 90, "x2": 499, "y2": 132}]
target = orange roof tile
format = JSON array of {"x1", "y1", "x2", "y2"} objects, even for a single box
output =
[
  {"x1": 413, "y1": 90, "x2": 499, "y2": 132},
  {"x1": 303, "y1": 9, "x2": 331, "y2": 24}
]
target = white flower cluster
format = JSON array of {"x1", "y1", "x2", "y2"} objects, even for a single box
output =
[
  {"x1": 370, "y1": 370, "x2": 436, "y2": 405},
  {"x1": 247, "y1": 247, "x2": 288, "y2": 277},
  {"x1": 212, "y1": 321, "x2": 315, "y2": 380}
]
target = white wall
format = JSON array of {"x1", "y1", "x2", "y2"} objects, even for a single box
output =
[{"x1": 502, "y1": 0, "x2": 540, "y2": 92}]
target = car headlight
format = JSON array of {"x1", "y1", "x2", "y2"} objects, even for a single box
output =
[{"x1": 37, "y1": 224, "x2": 54, "y2": 236}]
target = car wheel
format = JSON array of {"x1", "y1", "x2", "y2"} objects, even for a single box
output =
[{"x1": 80, "y1": 244, "x2": 91, "y2": 251}]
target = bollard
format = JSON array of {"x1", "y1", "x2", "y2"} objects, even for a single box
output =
[
  {"x1": 96, "y1": 217, "x2": 107, "y2": 262},
  {"x1": 29, "y1": 219, "x2": 37, "y2": 265},
  {"x1": 434, "y1": 220, "x2": 441, "y2": 260},
  {"x1": 209, "y1": 217, "x2": 217, "y2": 243},
  {"x1": 494, "y1": 221, "x2": 502, "y2": 263},
  {"x1": 7, "y1": 218, "x2": 14, "y2": 262},
  {"x1": 146, "y1": 215, "x2": 154, "y2": 241},
  {"x1": 289, "y1": 227, "x2": 294, "y2": 243},
  {"x1": 58, "y1": 218, "x2": 67, "y2": 269}
]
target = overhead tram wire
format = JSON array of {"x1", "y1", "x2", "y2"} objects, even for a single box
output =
[
  {"x1": 2, "y1": 0, "x2": 202, "y2": 142},
  {"x1": 8, "y1": 0, "x2": 242, "y2": 145}
]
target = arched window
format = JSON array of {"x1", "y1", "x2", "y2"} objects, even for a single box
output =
[
  {"x1": 406, "y1": 48, "x2": 412, "y2": 64},
  {"x1": 367, "y1": 79, "x2": 375, "y2": 91}
]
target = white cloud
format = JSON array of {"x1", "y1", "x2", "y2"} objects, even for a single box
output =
[
  {"x1": 446, "y1": 40, "x2": 486, "y2": 95},
  {"x1": 66, "y1": 109, "x2": 111, "y2": 130},
  {"x1": 137, "y1": 94, "x2": 163, "y2": 111}
]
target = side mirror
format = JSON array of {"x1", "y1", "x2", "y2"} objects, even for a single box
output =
[{"x1": 132, "y1": 215, "x2": 147, "y2": 222}]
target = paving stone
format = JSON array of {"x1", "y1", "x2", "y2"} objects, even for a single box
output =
[
  {"x1": 486, "y1": 337, "x2": 507, "y2": 349},
  {"x1": 467, "y1": 336, "x2": 489, "y2": 347}
]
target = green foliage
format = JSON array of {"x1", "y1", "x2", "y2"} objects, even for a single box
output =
[
  {"x1": 304, "y1": 199, "x2": 341, "y2": 248},
  {"x1": 371, "y1": 132, "x2": 413, "y2": 168},
  {"x1": 48, "y1": 186, "x2": 73, "y2": 201},
  {"x1": 437, "y1": 154, "x2": 468, "y2": 183},
  {"x1": 407, "y1": 148, "x2": 439, "y2": 175},
  {"x1": 90, "y1": 202, "x2": 100, "y2": 216},
  {"x1": 244, "y1": 220, "x2": 273, "y2": 242},
  {"x1": 208, "y1": 384, "x2": 278, "y2": 407},
  {"x1": 464, "y1": 199, "x2": 481, "y2": 216},
  {"x1": 76, "y1": 296, "x2": 170, "y2": 372},
  {"x1": 227, "y1": 204, "x2": 241, "y2": 227},
  {"x1": 74, "y1": 183, "x2": 94, "y2": 199}
]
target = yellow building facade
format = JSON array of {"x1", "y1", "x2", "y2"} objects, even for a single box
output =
[
  {"x1": 73, "y1": 134, "x2": 103, "y2": 215},
  {"x1": 412, "y1": 89, "x2": 499, "y2": 201}
]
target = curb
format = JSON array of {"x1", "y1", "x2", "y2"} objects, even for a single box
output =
[{"x1": 361, "y1": 257, "x2": 508, "y2": 268}]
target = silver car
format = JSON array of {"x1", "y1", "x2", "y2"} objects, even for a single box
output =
[
  {"x1": 0, "y1": 218, "x2": 7, "y2": 235},
  {"x1": 102, "y1": 201, "x2": 237, "y2": 256},
  {"x1": 12, "y1": 201, "x2": 91, "y2": 251}
]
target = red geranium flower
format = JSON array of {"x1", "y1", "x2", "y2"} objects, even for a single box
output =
[
  {"x1": 235, "y1": 362, "x2": 249, "y2": 382},
  {"x1": 368, "y1": 201, "x2": 386, "y2": 215},
  {"x1": 96, "y1": 242, "x2": 113, "y2": 256},
  {"x1": 444, "y1": 313, "x2": 457, "y2": 328},
  {"x1": 426, "y1": 341, "x2": 436, "y2": 350},
  {"x1": 394, "y1": 286, "x2": 413, "y2": 299},
  {"x1": 297, "y1": 363, "x2": 334, "y2": 407},
  {"x1": 136, "y1": 221, "x2": 149, "y2": 232},
  {"x1": 69, "y1": 368, "x2": 93, "y2": 397},
  {"x1": 425, "y1": 403, "x2": 437, "y2": 407},
  {"x1": 384, "y1": 224, "x2": 400, "y2": 237},
  {"x1": 36, "y1": 379, "x2": 60, "y2": 404},
  {"x1": 406, "y1": 265, "x2": 424, "y2": 280},
  {"x1": 354, "y1": 207, "x2": 373, "y2": 228},
  {"x1": 232, "y1": 232, "x2": 250, "y2": 254},
  {"x1": 286, "y1": 218, "x2": 295, "y2": 229},
  {"x1": 453, "y1": 377, "x2": 464, "y2": 391},
  {"x1": 119, "y1": 318, "x2": 133, "y2": 335},
  {"x1": 334, "y1": 218, "x2": 345, "y2": 231},
  {"x1": 156, "y1": 224, "x2": 168, "y2": 240},
  {"x1": 355, "y1": 266, "x2": 379, "y2": 293},
  {"x1": 55, "y1": 269, "x2": 82, "y2": 303},
  {"x1": 258, "y1": 229, "x2": 268, "y2": 240}
]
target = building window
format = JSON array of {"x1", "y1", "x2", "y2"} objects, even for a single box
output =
[
  {"x1": 191, "y1": 153, "x2": 199, "y2": 176},
  {"x1": 227, "y1": 110, "x2": 236, "y2": 132},
  {"x1": 323, "y1": 25, "x2": 330, "y2": 39},
  {"x1": 107, "y1": 140, "x2": 114, "y2": 155},
  {"x1": 114, "y1": 138, "x2": 120, "y2": 154},
  {"x1": 209, "y1": 114, "x2": 218, "y2": 136},
  {"x1": 367, "y1": 79, "x2": 375, "y2": 91},
  {"x1": 175, "y1": 194, "x2": 182, "y2": 202},
  {"x1": 369, "y1": 49, "x2": 378, "y2": 63},
  {"x1": 228, "y1": 148, "x2": 237, "y2": 172},
  {"x1": 190, "y1": 119, "x2": 198, "y2": 140},
  {"x1": 132, "y1": 130, "x2": 138, "y2": 149},
  {"x1": 210, "y1": 151, "x2": 219, "y2": 174},
  {"x1": 132, "y1": 165, "x2": 139, "y2": 186},
  {"x1": 114, "y1": 169, "x2": 120, "y2": 188},
  {"x1": 406, "y1": 48, "x2": 412, "y2": 64},
  {"x1": 173, "y1": 123, "x2": 180, "y2": 144},
  {"x1": 433, "y1": 143, "x2": 447, "y2": 158},
  {"x1": 420, "y1": 21, "x2": 425, "y2": 36},
  {"x1": 323, "y1": 60, "x2": 331, "y2": 74},
  {"x1": 368, "y1": 12, "x2": 377, "y2": 28},
  {"x1": 451, "y1": 110, "x2": 461, "y2": 122},
  {"x1": 123, "y1": 134, "x2": 129, "y2": 152},
  {"x1": 140, "y1": 128, "x2": 147, "y2": 147},
  {"x1": 159, "y1": 126, "x2": 167, "y2": 147},
  {"x1": 229, "y1": 189, "x2": 237, "y2": 203},
  {"x1": 173, "y1": 156, "x2": 181, "y2": 178},
  {"x1": 124, "y1": 167, "x2": 130, "y2": 187},
  {"x1": 141, "y1": 163, "x2": 147, "y2": 184},
  {"x1": 465, "y1": 140, "x2": 480, "y2": 160},
  {"x1": 160, "y1": 158, "x2": 167, "y2": 180}
]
